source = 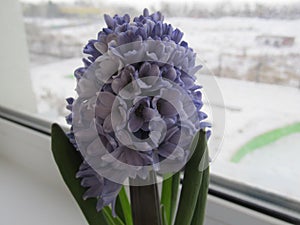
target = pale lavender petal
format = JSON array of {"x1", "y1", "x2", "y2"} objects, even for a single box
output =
[
  {"x1": 98, "y1": 91, "x2": 115, "y2": 108},
  {"x1": 103, "y1": 115, "x2": 113, "y2": 133},
  {"x1": 104, "y1": 14, "x2": 115, "y2": 29},
  {"x1": 143, "y1": 108, "x2": 157, "y2": 121}
]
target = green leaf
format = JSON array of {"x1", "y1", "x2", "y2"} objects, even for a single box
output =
[
  {"x1": 173, "y1": 130, "x2": 208, "y2": 225},
  {"x1": 161, "y1": 174, "x2": 172, "y2": 224},
  {"x1": 116, "y1": 187, "x2": 133, "y2": 225},
  {"x1": 51, "y1": 123, "x2": 109, "y2": 225},
  {"x1": 102, "y1": 207, "x2": 125, "y2": 225},
  {"x1": 191, "y1": 162, "x2": 209, "y2": 225}
]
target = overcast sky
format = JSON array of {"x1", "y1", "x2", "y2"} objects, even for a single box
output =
[{"x1": 20, "y1": 0, "x2": 300, "y2": 5}]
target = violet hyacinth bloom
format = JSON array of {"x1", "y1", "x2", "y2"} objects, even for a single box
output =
[{"x1": 66, "y1": 9, "x2": 210, "y2": 214}]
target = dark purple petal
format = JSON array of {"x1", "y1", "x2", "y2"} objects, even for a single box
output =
[
  {"x1": 139, "y1": 62, "x2": 151, "y2": 77},
  {"x1": 180, "y1": 41, "x2": 188, "y2": 48},
  {"x1": 66, "y1": 97, "x2": 74, "y2": 105},
  {"x1": 143, "y1": 8, "x2": 149, "y2": 17},
  {"x1": 136, "y1": 27, "x2": 147, "y2": 40},
  {"x1": 65, "y1": 113, "x2": 72, "y2": 124},
  {"x1": 103, "y1": 27, "x2": 113, "y2": 34},
  {"x1": 171, "y1": 28, "x2": 183, "y2": 44},
  {"x1": 123, "y1": 14, "x2": 130, "y2": 23},
  {"x1": 206, "y1": 130, "x2": 212, "y2": 140},
  {"x1": 198, "y1": 111, "x2": 208, "y2": 120}
]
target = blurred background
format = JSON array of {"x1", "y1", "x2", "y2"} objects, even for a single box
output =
[{"x1": 1, "y1": 0, "x2": 300, "y2": 224}]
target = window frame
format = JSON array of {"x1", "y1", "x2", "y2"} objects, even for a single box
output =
[{"x1": 1, "y1": 105, "x2": 299, "y2": 224}]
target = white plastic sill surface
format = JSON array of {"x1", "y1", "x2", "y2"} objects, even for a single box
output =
[{"x1": 0, "y1": 117, "x2": 291, "y2": 225}]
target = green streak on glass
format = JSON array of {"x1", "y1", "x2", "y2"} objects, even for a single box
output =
[
  {"x1": 65, "y1": 74, "x2": 74, "y2": 79},
  {"x1": 231, "y1": 122, "x2": 300, "y2": 162}
]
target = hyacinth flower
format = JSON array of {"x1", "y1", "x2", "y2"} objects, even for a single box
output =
[{"x1": 51, "y1": 8, "x2": 210, "y2": 225}]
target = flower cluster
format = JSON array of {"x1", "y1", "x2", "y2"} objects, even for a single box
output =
[{"x1": 66, "y1": 9, "x2": 209, "y2": 214}]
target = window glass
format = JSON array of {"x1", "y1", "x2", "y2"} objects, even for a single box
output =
[{"x1": 7, "y1": 0, "x2": 300, "y2": 205}]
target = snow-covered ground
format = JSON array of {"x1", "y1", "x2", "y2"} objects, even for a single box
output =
[
  {"x1": 28, "y1": 16, "x2": 300, "y2": 202},
  {"x1": 26, "y1": 17, "x2": 300, "y2": 86},
  {"x1": 208, "y1": 77, "x2": 300, "y2": 201}
]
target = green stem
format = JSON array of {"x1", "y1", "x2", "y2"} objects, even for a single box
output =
[
  {"x1": 173, "y1": 131, "x2": 207, "y2": 225},
  {"x1": 161, "y1": 174, "x2": 172, "y2": 224},
  {"x1": 170, "y1": 172, "x2": 180, "y2": 225},
  {"x1": 102, "y1": 207, "x2": 125, "y2": 225},
  {"x1": 191, "y1": 164, "x2": 209, "y2": 225},
  {"x1": 161, "y1": 205, "x2": 168, "y2": 225},
  {"x1": 129, "y1": 171, "x2": 162, "y2": 225},
  {"x1": 116, "y1": 187, "x2": 133, "y2": 225}
]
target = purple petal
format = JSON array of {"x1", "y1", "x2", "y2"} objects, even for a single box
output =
[
  {"x1": 149, "y1": 64, "x2": 160, "y2": 77},
  {"x1": 81, "y1": 176, "x2": 101, "y2": 187},
  {"x1": 181, "y1": 76, "x2": 195, "y2": 89},
  {"x1": 139, "y1": 62, "x2": 151, "y2": 77},
  {"x1": 87, "y1": 138, "x2": 103, "y2": 156},
  {"x1": 143, "y1": 8, "x2": 149, "y2": 17},
  {"x1": 83, "y1": 185, "x2": 101, "y2": 200},
  {"x1": 158, "y1": 100, "x2": 177, "y2": 116},
  {"x1": 75, "y1": 128, "x2": 97, "y2": 142},
  {"x1": 171, "y1": 28, "x2": 183, "y2": 44},
  {"x1": 128, "y1": 114, "x2": 144, "y2": 132},
  {"x1": 104, "y1": 14, "x2": 115, "y2": 29},
  {"x1": 200, "y1": 121, "x2": 212, "y2": 128},
  {"x1": 95, "y1": 105, "x2": 111, "y2": 119},
  {"x1": 98, "y1": 91, "x2": 115, "y2": 108},
  {"x1": 103, "y1": 115, "x2": 113, "y2": 133},
  {"x1": 159, "y1": 142, "x2": 184, "y2": 159},
  {"x1": 111, "y1": 78, "x2": 124, "y2": 93},
  {"x1": 142, "y1": 108, "x2": 157, "y2": 121},
  {"x1": 164, "y1": 67, "x2": 177, "y2": 81}
]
